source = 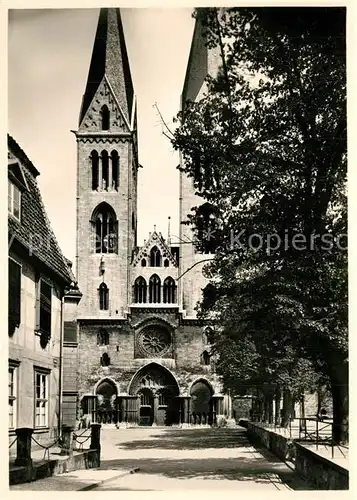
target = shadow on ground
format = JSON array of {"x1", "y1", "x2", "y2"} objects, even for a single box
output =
[
  {"x1": 100, "y1": 456, "x2": 309, "y2": 490},
  {"x1": 116, "y1": 427, "x2": 250, "y2": 451},
  {"x1": 98, "y1": 427, "x2": 313, "y2": 490}
]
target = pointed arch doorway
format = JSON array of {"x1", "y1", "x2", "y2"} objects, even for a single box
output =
[
  {"x1": 190, "y1": 379, "x2": 214, "y2": 425},
  {"x1": 95, "y1": 378, "x2": 118, "y2": 424},
  {"x1": 128, "y1": 363, "x2": 180, "y2": 426}
]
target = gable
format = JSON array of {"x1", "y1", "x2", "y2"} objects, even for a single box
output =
[
  {"x1": 132, "y1": 232, "x2": 178, "y2": 268},
  {"x1": 79, "y1": 76, "x2": 131, "y2": 133}
]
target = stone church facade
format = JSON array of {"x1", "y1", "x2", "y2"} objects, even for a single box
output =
[{"x1": 62, "y1": 8, "x2": 232, "y2": 428}]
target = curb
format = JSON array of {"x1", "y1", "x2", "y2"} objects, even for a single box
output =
[{"x1": 78, "y1": 467, "x2": 140, "y2": 491}]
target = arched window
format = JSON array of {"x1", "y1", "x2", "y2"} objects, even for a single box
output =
[
  {"x1": 100, "y1": 352, "x2": 110, "y2": 366},
  {"x1": 164, "y1": 259, "x2": 169, "y2": 267},
  {"x1": 195, "y1": 203, "x2": 220, "y2": 254},
  {"x1": 149, "y1": 274, "x2": 161, "y2": 303},
  {"x1": 101, "y1": 151, "x2": 109, "y2": 190},
  {"x1": 163, "y1": 277, "x2": 176, "y2": 304},
  {"x1": 141, "y1": 258, "x2": 147, "y2": 267},
  {"x1": 97, "y1": 329, "x2": 109, "y2": 345},
  {"x1": 134, "y1": 277, "x2": 147, "y2": 304},
  {"x1": 203, "y1": 326, "x2": 215, "y2": 345},
  {"x1": 201, "y1": 351, "x2": 211, "y2": 366},
  {"x1": 91, "y1": 150, "x2": 99, "y2": 190},
  {"x1": 101, "y1": 105, "x2": 110, "y2": 130},
  {"x1": 150, "y1": 246, "x2": 161, "y2": 267},
  {"x1": 111, "y1": 150, "x2": 119, "y2": 190},
  {"x1": 98, "y1": 282, "x2": 109, "y2": 310},
  {"x1": 92, "y1": 203, "x2": 117, "y2": 254}
]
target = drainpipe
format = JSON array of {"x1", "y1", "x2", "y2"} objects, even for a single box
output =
[{"x1": 58, "y1": 293, "x2": 65, "y2": 436}]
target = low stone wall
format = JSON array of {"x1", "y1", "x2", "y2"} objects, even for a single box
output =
[
  {"x1": 9, "y1": 449, "x2": 100, "y2": 486},
  {"x1": 246, "y1": 422, "x2": 294, "y2": 462},
  {"x1": 247, "y1": 422, "x2": 348, "y2": 490},
  {"x1": 295, "y1": 443, "x2": 348, "y2": 490}
]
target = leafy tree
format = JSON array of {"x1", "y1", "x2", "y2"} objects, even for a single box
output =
[{"x1": 172, "y1": 7, "x2": 347, "y2": 442}]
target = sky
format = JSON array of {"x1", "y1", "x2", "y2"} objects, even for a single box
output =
[{"x1": 8, "y1": 8, "x2": 195, "y2": 265}]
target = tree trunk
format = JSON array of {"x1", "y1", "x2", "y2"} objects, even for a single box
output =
[
  {"x1": 263, "y1": 395, "x2": 269, "y2": 423},
  {"x1": 274, "y1": 387, "x2": 281, "y2": 426},
  {"x1": 257, "y1": 398, "x2": 263, "y2": 422},
  {"x1": 331, "y1": 377, "x2": 348, "y2": 444},
  {"x1": 268, "y1": 395, "x2": 274, "y2": 424},
  {"x1": 281, "y1": 389, "x2": 294, "y2": 428}
]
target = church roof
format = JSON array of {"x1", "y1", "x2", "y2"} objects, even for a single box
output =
[
  {"x1": 79, "y1": 8, "x2": 134, "y2": 126},
  {"x1": 8, "y1": 135, "x2": 73, "y2": 285}
]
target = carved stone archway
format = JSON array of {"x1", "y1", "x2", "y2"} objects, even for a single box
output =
[{"x1": 128, "y1": 362, "x2": 180, "y2": 426}]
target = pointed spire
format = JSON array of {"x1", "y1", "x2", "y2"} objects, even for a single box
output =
[{"x1": 79, "y1": 8, "x2": 134, "y2": 125}]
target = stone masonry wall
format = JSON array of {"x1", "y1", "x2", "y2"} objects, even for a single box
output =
[
  {"x1": 77, "y1": 316, "x2": 218, "y2": 398},
  {"x1": 76, "y1": 137, "x2": 136, "y2": 318}
]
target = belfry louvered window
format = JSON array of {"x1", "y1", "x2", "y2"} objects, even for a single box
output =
[
  {"x1": 101, "y1": 151, "x2": 109, "y2": 190},
  {"x1": 111, "y1": 151, "x2": 119, "y2": 190},
  {"x1": 91, "y1": 150, "x2": 99, "y2": 190}
]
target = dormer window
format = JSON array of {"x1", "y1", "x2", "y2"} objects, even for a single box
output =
[{"x1": 8, "y1": 180, "x2": 21, "y2": 220}]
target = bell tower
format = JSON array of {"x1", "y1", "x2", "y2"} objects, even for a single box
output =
[{"x1": 75, "y1": 8, "x2": 138, "y2": 318}]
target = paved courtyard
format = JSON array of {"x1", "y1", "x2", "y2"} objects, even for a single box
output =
[{"x1": 11, "y1": 426, "x2": 313, "y2": 491}]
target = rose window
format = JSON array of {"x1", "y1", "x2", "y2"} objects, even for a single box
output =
[{"x1": 139, "y1": 326, "x2": 171, "y2": 356}]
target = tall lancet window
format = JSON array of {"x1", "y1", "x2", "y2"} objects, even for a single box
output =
[
  {"x1": 98, "y1": 282, "x2": 109, "y2": 310},
  {"x1": 163, "y1": 277, "x2": 176, "y2": 304},
  {"x1": 91, "y1": 150, "x2": 99, "y2": 190},
  {"x1": 150, "y1": 246, "x2": 162, "y2": 267},
  {"x1": 101, "y1": 105, "x2": 110, "y2": 130},
  {"x1": 149, "y1": 274, "x2": 161, "y2": 303},
  {"x1": 101, "y1": 151, "x2": 109, "y2": 190},
  {"x1": 111, "y1": 150, "x2": 119, "y2": 190},
  {"x1": 134, "y1": 277, "x2": 147, "y2": 304},
  {"x1": 92, "y1": 203, "x2": 117, "y2": 254}
]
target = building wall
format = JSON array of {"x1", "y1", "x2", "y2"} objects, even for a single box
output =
[
  {"x1": 9, "y1": 248, "x2": 63, "y2": 452},
  {"x1": 73, "y1": 10, "x2": 226, "y2": 425},
  {"x1": 179, "y1": 14, "x2": 221, "y2": 318},
  {"x1": 76, "y1": 315, "x2": 221, "y2": 401},
  {"x1": 76, "y1": 136, "x2": 136, "y2": 318}
]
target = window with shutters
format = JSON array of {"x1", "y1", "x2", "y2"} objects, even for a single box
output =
[
  {"x1": 36, "y1": 279, "x2": 52, "y2": 340},
  {"x1": 34, "y1": 368, "x2": 49, "y2": 428},
  {"x1": 8, "y1": 258, "x2": 21, "y2": 336},
  {"x1": 63, "y1": 321, "x2": 77, "y2": 343}
]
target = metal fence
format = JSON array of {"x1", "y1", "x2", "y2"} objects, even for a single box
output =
[{"x1": 254, "y1": 417, "x2": 348, "y2": 460}]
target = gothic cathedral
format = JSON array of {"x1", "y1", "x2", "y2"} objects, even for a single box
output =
[{"x1": 63, "y1": 8, "x2": 232, "y2": 428}]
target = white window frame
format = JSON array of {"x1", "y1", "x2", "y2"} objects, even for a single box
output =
[
  {"x1": 34, "y1": 369, "x2": 50, "y2": 428},
  {"x1": 8, "y1": 179, "x2": 21, "y2": 220},
  {"x1": 9, "y1": 362, "x2": 19, "y2": 429}
]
